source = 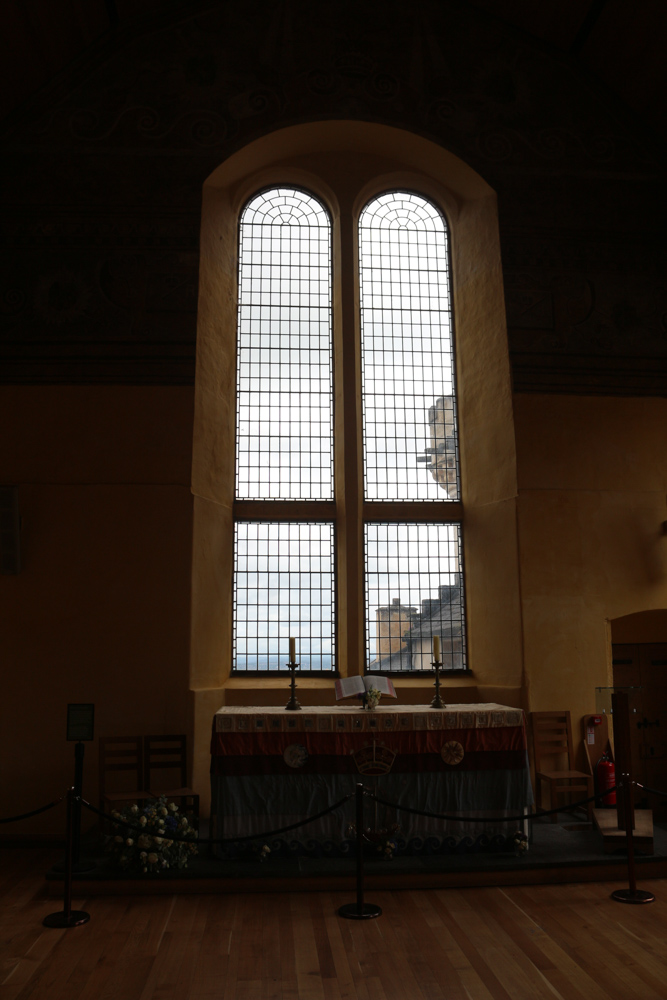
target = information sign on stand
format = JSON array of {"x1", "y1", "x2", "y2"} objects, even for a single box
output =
[
  {"x1": 66, "y1": 703, "x2": 95, "y2": 742},
  {"x1": 45, "y1": 703, "x2": 96, "y2": 927},
  {"x1": 54, "y1": 703, "x2": 96, "y2": 874}
]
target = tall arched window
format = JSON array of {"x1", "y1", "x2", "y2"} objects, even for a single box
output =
[
  {"x1": 360, "y1": 193, "x2": 465, "y2": 673},
  {"x1": 233, "y1": 188, "x2": 336, "y2": 672},
  {"x1": 232, "y1": 187, "x2": 466, "y2": 674}
]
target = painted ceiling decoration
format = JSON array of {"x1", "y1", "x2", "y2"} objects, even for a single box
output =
[{"x1": 1, "y1": 0, "x2": 665, "y2": 394}]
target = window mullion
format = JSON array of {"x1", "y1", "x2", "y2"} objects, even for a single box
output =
[{"x1": 335, "y1": 203, "x2": 365, "y2": 678}]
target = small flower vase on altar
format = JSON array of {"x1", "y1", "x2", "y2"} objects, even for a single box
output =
[{"x1": 362, "y1": 687, "x2": 381, "y2": 710}]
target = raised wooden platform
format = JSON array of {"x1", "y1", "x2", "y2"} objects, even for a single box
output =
[
  {"x1": 593, "y1": 807, "x2": 654, "y2": 854},
  {"x1": 45, "y1": 857, "x2": 667, "y2": 895}
]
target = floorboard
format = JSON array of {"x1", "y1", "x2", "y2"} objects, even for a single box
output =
[{"x1": 1, "y1": 851, "x2": 666, "y2": 1000}]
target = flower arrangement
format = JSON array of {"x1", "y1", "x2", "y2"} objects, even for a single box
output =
[
  {"x1": 372, "y1": 825, "x2": 400, "y2": 859},
  {"x1": 360, "y1": 687, "x2": 381, "y2": 710},
  {"x1": 512, "y1": 830, "x2": 529, "y2": 857},
  {"x1": 106, "y1": 797, "x2": 198, "y2": 873},
  {"x1": 348, "y1": 822, "x2": 401, "y2": 859}
]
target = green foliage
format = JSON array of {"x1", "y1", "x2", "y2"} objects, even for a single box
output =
[{"x1": 106, "y1": 796, "x2": 198, "y2": 873}]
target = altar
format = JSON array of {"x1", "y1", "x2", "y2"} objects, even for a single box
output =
[{"x1": 210, "y1": 703, "x2": 533, "y2": 855}]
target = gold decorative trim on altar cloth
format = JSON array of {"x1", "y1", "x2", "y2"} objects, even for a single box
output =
[
  {"x1": 214, "y1": 704, "x2": 524, "y2": 734},
  {"x1": 351, "y1": 741, "x2": 397, "y2": 775},
  {"x1": 441, "y1": 740, "x2": 465, "y2": 765}
]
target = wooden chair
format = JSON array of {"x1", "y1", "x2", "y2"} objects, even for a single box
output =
[
  {"x1": 143, "y1": 734, "x2": 199, "y2": 820},
  {"x1": 530, "y1": 711, "x2": 594, "y2": 823},
  {"x1": 98, "y1": 736, "x2": 150, "y2": 827}
]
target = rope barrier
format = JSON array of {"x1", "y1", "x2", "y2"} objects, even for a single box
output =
[
  {"x1": 0, "y1": 793, "x2": 66, "y2": 824},
  {"x1": 364, "y1": 787, "x2": 614, "y2": 824},
  {"x1": 633, "y1": 781, "x2": 667, "y2": 799},
  {"x1": 8, "y1": 777, "x2": 660, "y2": 837},
  {"x1": 79, "y1": 794, "x2": 355, "y2": 845}
]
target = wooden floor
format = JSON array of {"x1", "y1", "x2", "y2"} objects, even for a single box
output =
[{"x1": 2, "y1": 851, "x2": 667, "y2": 1000}]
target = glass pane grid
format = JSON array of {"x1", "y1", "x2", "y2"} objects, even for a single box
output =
[
  {"x1": 236, "y1": 188, "x2": 334, "y2": 501},
  {"x1": 233, "y1": 522, "x2": 335, "y2": 672},
  {"x1": 365, "y1": 523, "x2": 466, "y2": 672},
  {"x1": 360, "y1": 192, "x2": 460, "y2": 502}
]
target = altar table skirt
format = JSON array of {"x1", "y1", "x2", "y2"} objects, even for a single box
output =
[{"x1": 210, "y1": 764, "x2": 533, "y2": 855}]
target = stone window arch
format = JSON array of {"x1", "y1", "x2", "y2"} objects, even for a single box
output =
[{"x1": 190, "y1": 122, "x2": 523, "y2": 800}]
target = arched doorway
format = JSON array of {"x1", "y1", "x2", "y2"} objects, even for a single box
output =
[{"x1": 610, "y1": 610, "x2": 667, "y2": 815}]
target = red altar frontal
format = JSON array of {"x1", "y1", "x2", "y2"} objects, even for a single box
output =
[{"x1": 210, "y1": 704, "x2": 533, "y2": 854}]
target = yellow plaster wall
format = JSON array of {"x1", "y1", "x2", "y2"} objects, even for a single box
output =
[
  {"x1": 514, "y1": 394, "x2": 667, "y2": 758},
  {"x1": 6, "y1": 388, "x2": 667, "y2": 831},
  {"x1": 0, "y1": 387, "x2": 195, "y2": 836}
]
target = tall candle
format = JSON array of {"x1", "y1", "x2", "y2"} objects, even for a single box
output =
[
  {"x1": 289, "y1": 637, "x2": 296, "y2": 662},
  {"x1": 432, "y1": 635, "x2": 440, "y2": 661}
]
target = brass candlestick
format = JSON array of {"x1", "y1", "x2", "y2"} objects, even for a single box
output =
[
  {"x1": 430, "y1": 657, "x2": 446, "y2": 709},
  {"x1": 285, "y1": 660, "x2": 302, "y2": 710}
]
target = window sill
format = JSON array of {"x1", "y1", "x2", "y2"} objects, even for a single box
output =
[{"x1": 221, "y1": 673, "x2": 478, "y2": 707}]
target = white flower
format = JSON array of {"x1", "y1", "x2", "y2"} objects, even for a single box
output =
[
  {"x1": 168, "y1": 802, "x2": 178, "y2": 812},
  {"x1": 147, "y1": 852, "x2": 158, "y2": 864},
  {"x1": 139, "y1": 816, "x2": 147, "y2": 826},
  {"x1": 126, "y1": 838, "x2": 134, "y2": 847},
  {"x1": 140, "y1": 851, "x2": 147, "y2": 859},
  {"x1": 180, "y1": 817, "x2": 189, "y2": 826},
  {"x1": 130, "y1": 804, "x2": 139, "y2": 814},
  {"x1": 158, "y1": 806, "x2": 168, "y2": 817},
  {"x1": 153, "y1": 837, "x2": 163, "y2": 845}
]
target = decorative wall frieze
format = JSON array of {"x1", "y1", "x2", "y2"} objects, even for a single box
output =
[
  {"x1": 504, "y1": 269, "x2": 666, "y2": 356},
  {"x1": 0, "y1": 250, "x2": 199, "y2": 365},
  {"x1": 510, "y1": 351, "x2": 667, "y2": 397},
  {"x1": 0, "y1": 216, "x2": 199, "y2": 250}
]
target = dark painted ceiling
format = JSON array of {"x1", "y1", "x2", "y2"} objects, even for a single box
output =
[
  {"x1": 1, "y1": 0, "x2": 665, "y2": 394},
  {"x1": 3, "y1": 0, "x2": 665, "y2": 137}
]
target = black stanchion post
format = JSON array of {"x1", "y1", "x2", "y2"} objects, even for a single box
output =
[
  {"x1": 339, "y1": 783, "x2": 382, "y2": 920},
  {"x1": 53, "y1": 740, "x2": 96, "y2": 874},
  {"x1": 43, "y1": 788, "x2": 90, "y2": 928},
  {"x1": 72, "y1": 741, "x2": 84, "y2": 864},
  {"x1": 610, "y1": 691, "x2": 655, "y2": 905}
]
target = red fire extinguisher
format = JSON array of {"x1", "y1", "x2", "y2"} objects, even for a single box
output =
[{"x1": 596, "y1": 753, "x2": 616, "y2": 807}]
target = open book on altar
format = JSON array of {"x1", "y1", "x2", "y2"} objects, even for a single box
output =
[{"x1": 334, "y1": 675, "x2": 397, "y2": 701}]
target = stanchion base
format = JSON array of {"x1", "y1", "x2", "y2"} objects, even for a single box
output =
[
  {"x1": 338, "y1": 903, "x2": 382, "y2": 920},
  {"x1": 611, "y1": 889, "x2": 655, "y2": 904},
  {"x1": 43, "y1": 910, "x2": 90, "y2": 928}
]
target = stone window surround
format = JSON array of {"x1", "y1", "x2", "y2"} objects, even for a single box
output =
[{"x1": 189, "y1": 121, "x2": 523, "y2": 811}]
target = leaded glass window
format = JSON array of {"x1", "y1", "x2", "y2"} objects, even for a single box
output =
[
  {"x1": 359, "y1": 192, "x2": 459, "y2": 502},
  {"x1": 236, "y1": 188, "x2": 333, "y2": 501},
  {"x1": 232, "y1": 185, "x2": 466, "y2": 675},
  {"x1": 233, "y1": 522, "x2": 335, "y2": 671},
  {"x1": 360, "y1": 193, "x2": 465, "y2": 671}
]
